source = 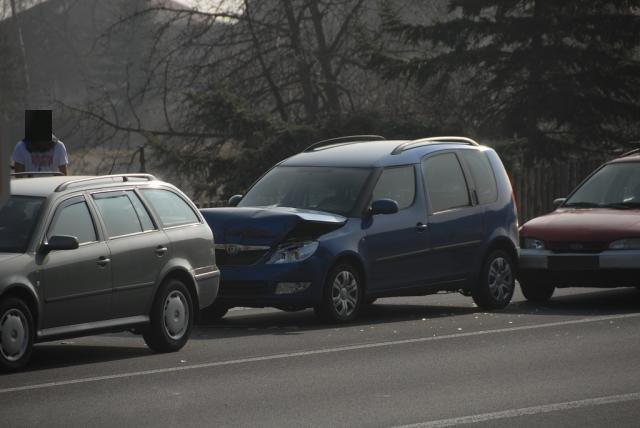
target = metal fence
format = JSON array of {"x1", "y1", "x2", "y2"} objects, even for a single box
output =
[{"x1": 505, "y1": 154, "x2": 609, "y2": 223}]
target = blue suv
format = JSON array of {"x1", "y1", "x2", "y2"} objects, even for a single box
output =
[{"x1": 201, "y1": 136, "x2": 518, "y2": 323}]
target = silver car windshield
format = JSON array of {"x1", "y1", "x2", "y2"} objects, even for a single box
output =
[
  {"x1": 239, "y1": 166, "x2": 372, "y2": 216},
  {"x1": 565, "y1": 163, "x2": 640, "y2": 209},
  {"x1": 0, "y1": 196, "x2": 45, "y2": 252}
]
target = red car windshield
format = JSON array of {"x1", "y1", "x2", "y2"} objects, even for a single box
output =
[{"x1": 565, "y1": 162, "x2": 640, "y2": 209}]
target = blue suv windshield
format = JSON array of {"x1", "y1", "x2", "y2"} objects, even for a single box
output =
[
  {"x1": 239, "y1": 166, "x2": 372, "y2": 216},
  {"x1": 0, "y1": 196, "x2": 45, "y2": 253}
]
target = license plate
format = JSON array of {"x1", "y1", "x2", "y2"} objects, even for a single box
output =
[{"x1": 548, "y1": 256, "x2": 599, "y2": 270}]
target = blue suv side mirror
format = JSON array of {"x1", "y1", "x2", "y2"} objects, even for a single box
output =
[
  {"x1": 370, "y1": 199, "x2": 399, "y2": 216},
  {"x1": 228, "y1": 195, "x2": 243, "y2": 207}
]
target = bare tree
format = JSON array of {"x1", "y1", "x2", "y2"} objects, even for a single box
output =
[{"x1": 65, "y1": 0, "x2": 403, "y2": 198}]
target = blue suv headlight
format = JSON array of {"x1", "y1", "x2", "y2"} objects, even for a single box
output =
[{"x1": 266, "y1": 241, "x2": 319, "y2": 264}]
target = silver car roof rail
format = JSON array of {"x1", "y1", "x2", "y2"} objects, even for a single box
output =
[
  {"x1": 391, "y1": 136, "x2": 480, "y2": 155},
  {"x1": 11, "y1": 172, "x2": 64, "y2": 178},
  {"x1": 55, "y1": 174, "x2": 157, "y2": 192},
  {"x1": 303, "y1": 135, "x2": 385, "y2": 152}
]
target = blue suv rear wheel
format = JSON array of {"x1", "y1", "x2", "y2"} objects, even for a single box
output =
[{"x1": 472, "y1": 250, "x2": 515, "y2": 309}]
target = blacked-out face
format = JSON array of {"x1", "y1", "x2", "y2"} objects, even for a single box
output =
[{"x1": 24, "y1": 110, "x2": 53, "y2": 151}]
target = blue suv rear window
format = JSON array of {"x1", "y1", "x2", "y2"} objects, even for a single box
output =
[
  {"x1": 422, "y1": 153, "x2": 470, "y2": 213},
  {"x1": 461, "y1": 150, "x2": 498, "y2": 204}
]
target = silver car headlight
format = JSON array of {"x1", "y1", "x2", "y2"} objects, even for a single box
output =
[
  {"x1": 609, "y1": 239, "x2": 640, "y2": 250},
  {"x1": 266, "y1": 241, "x2": 319, "y2": 264},
  {"x1": 522, "y1": 237, "x2": 545, "y2": 250}
]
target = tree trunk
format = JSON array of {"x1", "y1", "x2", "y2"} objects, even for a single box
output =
[
  {"x1": 9, "y1": 0, "x2": 30, "y2": 99},
  {"x1": 281, "y1": 0, "x2": 318, "y2": 122},
  {"x1": 308, "y1": 0, "x2": 341, "y2": 118}
]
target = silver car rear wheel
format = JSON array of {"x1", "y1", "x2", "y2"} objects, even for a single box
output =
[
  {"x1": 144, "y1": 279, "x2": 193, "y2": 353},
  {"x1": 163, "y1": 290, "x2": 189, "y2": 341}
]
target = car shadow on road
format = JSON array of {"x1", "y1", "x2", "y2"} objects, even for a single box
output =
[
  {"x1": 193, "y1": 302, "x2": 480, "y2": 340},
  {"x1": 193, "y1": 287, "x2": 640, "y2": 340},
  {"x1": 505, "y1": 286, "x2": 640, "y2": 317},
  {"x1": 21, "y1": 344, "x2": 152, "y2": 373}
]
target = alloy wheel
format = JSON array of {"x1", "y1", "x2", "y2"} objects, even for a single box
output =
[
  {"x1": 331, "y1": 270, "x2": 359, "y2": 317},
  {"x1": 487, "y1": 257, "x2": 513, "y2": 303}
]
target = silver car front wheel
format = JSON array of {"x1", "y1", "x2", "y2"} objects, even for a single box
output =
[{"x1": 0, "y1": 298, "x2": 34, "y2": 371}]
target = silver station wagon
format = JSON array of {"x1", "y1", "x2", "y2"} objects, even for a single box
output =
[{"x1": 0, "y1": 174, "x2": 219, "y2": 370}]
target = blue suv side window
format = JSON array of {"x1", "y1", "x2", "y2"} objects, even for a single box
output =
[
  {"x1": 460, "y1": 150, "x2": 498, "y2": 204},
  {"x1": 372, "y1": 166, "x2": 416, "y2": 210},
  {"x1": 422, "y1": 153, "x2": 470, "y2": 213}
]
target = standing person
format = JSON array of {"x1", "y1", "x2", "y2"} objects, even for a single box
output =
[{"x1": 12, "y1": 110, "x2": 69, "y2": 175}]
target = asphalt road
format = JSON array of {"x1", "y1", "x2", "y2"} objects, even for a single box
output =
[{"x1": 1, "y1": 286, "x2": 640, "y2": 427}]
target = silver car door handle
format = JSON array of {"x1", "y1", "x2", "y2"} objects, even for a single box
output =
[
  {"x1": 416, "y1": 223, "x2": 428, "y2": 232},
  {"x1": 96, "y1": 257, "x2": 111, "y2": 267},
  {"x1": 155, "y1": 246, "x2": 168, "y2": 256}
]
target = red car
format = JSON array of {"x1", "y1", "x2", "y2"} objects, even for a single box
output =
[{"x1": 519, "y1": 150, "x2": 640, "y2": 302}]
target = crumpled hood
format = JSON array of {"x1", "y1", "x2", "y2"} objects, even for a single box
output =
[
  {"x1": 521, "y1": 208, "x2": 640, "y2": 242},
  {"x1": 200, "y1": 207, "x2": 347, "y2": 246}
]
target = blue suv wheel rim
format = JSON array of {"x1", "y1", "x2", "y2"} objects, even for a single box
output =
[
  {"x1": 0, "y1": 308, "x2": 29, "y2": 362},
  {"x1": 488, "y1": 257, "x2": 513, "y2": 302},
  {"x1": 332, "y1": 271, "x2": 358, "y2": 317}
]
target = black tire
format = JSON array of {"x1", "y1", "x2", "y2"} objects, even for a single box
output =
[
  {"x1": 199, "y1": 303, "x2": 230, "y2": 323},
  {"x1": 472, "y1": 250, "x2": 516, "y2": 310},
  {"x1": 520, "y1": 279, "x2": 555, "y2": 303},
  {"x1": 314, "y1": 264, "x2": 362, "y2": 323},
  {"x1": 0, "y1": 297, "x2": 35, "y2": 372},
  {"x1": 143, "y1": 279, "x2": 194, "y2": 353}
]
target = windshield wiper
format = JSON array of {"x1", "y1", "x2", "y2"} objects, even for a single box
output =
[
  {"x1": 563, "y1": 201, "x2": 602, "y2": 208},
  {"x1": 602, "y1": 202, "x2": 640, "y2": 210}
]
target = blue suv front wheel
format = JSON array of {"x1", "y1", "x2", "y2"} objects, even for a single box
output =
[{"x1": 314, "y1": 263, "x2": 363, "y2": 323}]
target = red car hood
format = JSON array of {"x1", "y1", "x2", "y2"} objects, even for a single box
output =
[{"x1": 521, "y1": 208, "x2": 640, "y2": 243}]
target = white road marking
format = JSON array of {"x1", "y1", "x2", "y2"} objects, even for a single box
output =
[
  {"x1": 1, "y1": 312, "x2": 639, "y2": 394},
  {"x1": 394, "y1": 391, "x2": 640, "y2": 427}
]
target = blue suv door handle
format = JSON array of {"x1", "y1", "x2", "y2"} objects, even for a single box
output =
[{"x1": 416, "y1": 223, "x2": 428, "y2": 232}]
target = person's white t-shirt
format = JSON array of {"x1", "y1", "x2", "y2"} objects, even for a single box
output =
[{"x1": 12, "y1": 138, "x2": 69, "y2": 172}]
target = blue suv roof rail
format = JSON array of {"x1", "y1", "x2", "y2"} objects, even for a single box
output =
[
  {"x1": 55, "y1": 174, "x2": 157, "y2": 192},
  {"x1": 619, "y1": 148, "x2": 640, "y2": 158},
  {"x1": 391, "y1": 136, "x2": 480, "y2": 155},
  {"x1": 303, "y1": 135, "x2": 385, "y2": 152}
]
